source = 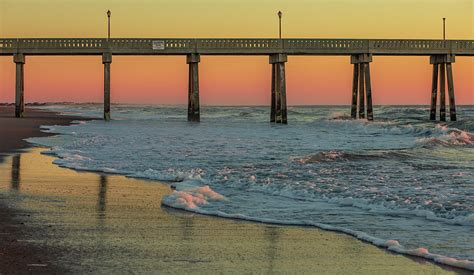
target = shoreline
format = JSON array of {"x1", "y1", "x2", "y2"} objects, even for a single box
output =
[
  {"x1": 0, "y1": 106, "x2": 469, "y2": 273},
  {"x1": 0, "y1": 106, "x2": 93, "y2": 273},
  {"x1": 0, "y1": 106, "x2": 93, "y2": 163}
]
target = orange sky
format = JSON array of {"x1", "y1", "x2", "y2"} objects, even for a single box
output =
[{"x1": 0, "y1": 0, "x2": 473, "y2": 105}]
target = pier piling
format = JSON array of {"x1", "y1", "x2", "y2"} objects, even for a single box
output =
[
  {"x1": 430, "y1": 64, "x2": 439, "y2": 120},
  {"x1": 351, "y1": 54, "x2": 373, "y2": 120},
  {"x1": 102, "y1": 53, "x2": 112, "y2": 121},
  {"x1": 430, "y1": 55, "x2": 456, "y2": 121},
  {"x1": 446, "y1": 63, "x2": 456, "y2": 121},
  {"x1": 187, "y1": 54, "x2": 200, "y2": 122},
  {"x1": 269, "y1": 54, "x2": 288, "y2": 124},
  {"x1": 440, "y1": 63, "x2": 446, "y2": 122},
  {"x1": 365, "y1": 63, "x2": 374, "y2": 121},
  {"x1": 13, "y1": 54, "x2": 25, "y2": 118},
  {"x1": 271, "y1": 64, "x2": 276, "y2": 122},
  {"x1": 351, "y1": 64, "x2": 359, "y2": 119},
  {"x1": 358, "y1": 63, "x2": 366, "y2": 119}
]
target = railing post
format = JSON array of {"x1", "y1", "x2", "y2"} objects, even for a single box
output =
[
  {"x1": 269, "y1": 54, "x2": 288, "y2": 124},
  {"x1": 102, "y1": 53, "x2": 112, "y2": 121},
  {"x1": 187, "y1": 53, "x2": 200, "y2": 122},
  {"x1": 13, "y1": 53, "x2": 25, "y2": 118}
]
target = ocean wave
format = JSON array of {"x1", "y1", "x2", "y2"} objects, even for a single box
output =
[
  {"x1": 328, "y1": 111, "x2": 352, "y2": 120},
  {"x1": 290, "y1": 150, "x2": 411, "y2": 163},
  {"x1": 418, "y1": 125, "x2": 474, "y2": 146},
  {"x1": 324, "y1": 196, "x2": 474, "y2": 227}
]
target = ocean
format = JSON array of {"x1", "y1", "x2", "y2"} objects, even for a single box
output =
[{"x1": 27, "y1": 104, "x2": 474, "y2": 270}]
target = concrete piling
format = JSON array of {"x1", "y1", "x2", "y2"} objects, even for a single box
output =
[
  {"x1": 446, "y1": 63, "x2": 456, "y2": 121},
  {"x1": 351, "y1": 64, "x2": 359, "y2": 119},
  {"x1": 102, "y1": 53, "x2": 112, "y2": 121},
  {"x1": 358, "y1": 63, "x2": 366, "y2": 119},
  {"x1": 365, "y1": 63, "x2": 374, "y2": 121},
  {"x1": 14, "y1": 54, "x2": 25, "y2": 118},
  {"x1": 187, "y1": 54, "x2": 200, "y2": 122},
  {"x1": 430, "y1": 64, "x2": 439, "y2": 121},
  {"x1": 439, "y1": 63, "x2": 446, "y2": 122},
  {"x1": 269, "y1": 54, "x2": 288, "y2": 124},
  {"x1": 278, "y1": 62, "x2": 288, "y2": 124},
  {"x1": 351, "y1": 54, "x2": 373, "y2": 120},
  {"x1": 271, "y1": 64, "x2": 276, "y2": 122},
  {"x1": 430, "y1": 54, "x2": 456, "y2": 122}
]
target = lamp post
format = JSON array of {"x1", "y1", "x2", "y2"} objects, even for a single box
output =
[
  {"x1": 278, "y1": 11, "x2": 282, "y2": 39},
  {"x1": 107, "y1": 10, "x2": 111, "y2": 40},
  {"x1": 443, "y1": 17, "x2": 446, "y2": 40}
]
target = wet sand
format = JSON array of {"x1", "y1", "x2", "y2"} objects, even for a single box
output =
[
  {"x1": 0, "y1": 106, "x2": 90, "y2": 273},
  {"x1": 0, "y1": 148, "x2": 468, "y2": 273},
  {"x1": 0, "y1": 106, "x2": 468, "y2": 273},
  {"x1": 0, "y1": 106, "x2": 89, "y2": 162}
]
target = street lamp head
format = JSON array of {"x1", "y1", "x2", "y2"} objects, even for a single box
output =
[
  {"x1": 107, "y1": 10, "x2": 111, "y2": 17},
  {"x1": 278, "y1": 11, "x2": 282, "y2": 18}
]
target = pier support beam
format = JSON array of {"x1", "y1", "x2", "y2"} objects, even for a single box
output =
[
  {"x1": 271, "y1": 64, "x2": 276, "y2": 122},
  {"x1": 350, "y1": 54, "x2": 373, "y2": 120},
  {"x1": 14, "y1": 54, "x2": 25, "y2": 118},
  {"x1": 430, "y1": 55, "x2": 456, "y2": 121},
  {"x1": 351, "y1": 64, "x2": 359, "y2": 119},
  {"x1": 430, "y1": 64, "x2": 439, "y2": 120},
  {"x1": 187, "y1": 54, "x2": 200, "y2": 122},
  {"x1": 440, "y1": 63, "x2": 446, "y2": 121},
  {"x1": 447, "y1": 63, "x2": 456, "y2": 121},
  {"x1": 269, "y1": 54, "x2": 287, "y2": 124},
  {"x1": 102, "y1": 53, "x2": 112, "y2": 121}
]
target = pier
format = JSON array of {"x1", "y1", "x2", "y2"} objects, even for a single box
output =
[{"x1": 2, "y1": 38, "x2": 473, "y2": 123}]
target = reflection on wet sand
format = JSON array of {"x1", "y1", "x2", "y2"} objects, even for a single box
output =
[
  {"x1": 264, "y1": 226, "x2": 280, "y2": 273},
  {"x1": 0, "y1": 148, "x2": 463, "y2": 274},
  {"x1": 11, "y1": 154, "x2": 21, "y2": 191},
  {"x1": 97, "y1": 175, "x2": 108, "y2": 226}
]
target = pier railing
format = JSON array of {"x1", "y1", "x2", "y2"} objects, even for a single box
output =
[{"x1": 1, "y1": 38, "x2": 474, "y2": 55}]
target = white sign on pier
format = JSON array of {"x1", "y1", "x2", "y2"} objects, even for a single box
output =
[{"x1": 152, "y1": 40, "x2": 165, "y2": 50}]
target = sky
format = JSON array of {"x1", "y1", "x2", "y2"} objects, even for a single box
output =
[{"x1": 0, "y1": 0, "x2": 473, "y2": 105}]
